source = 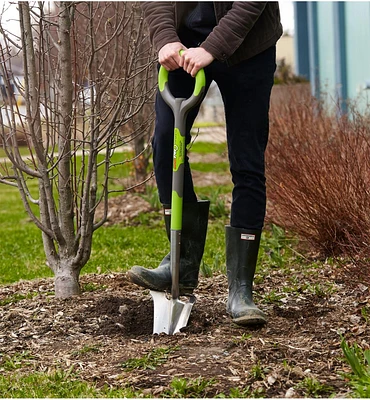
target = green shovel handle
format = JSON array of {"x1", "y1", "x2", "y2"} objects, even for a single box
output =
[
  {"x1": 158, "y1": 52, "x2": 206, "y2": 110},
  {"x1": 158, "y1": 52, "x2": 206, "y2": 232},
  {"x1": 158, "y1": 51, "x2": 206, "y2": 301},
  {"x1": 158, "y1": 66, "x2": 206, "y2": 99}
]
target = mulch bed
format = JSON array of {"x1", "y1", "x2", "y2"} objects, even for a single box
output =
[{"x1": 1, "y1": 263, "x2": 369, "y2": 397}]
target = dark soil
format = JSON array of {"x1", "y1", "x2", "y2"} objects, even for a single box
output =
[{"x1": 1, "y1": 262, "x2": 369, "y2": 397}]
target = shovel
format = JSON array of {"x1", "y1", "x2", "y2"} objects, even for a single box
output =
[{"x1": 150, "y1": 57, "x2": 206, "y2": 335}]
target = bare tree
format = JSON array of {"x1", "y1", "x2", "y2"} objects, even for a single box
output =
[{"x1": 0, "y1": 1, "x2": 156, "y2": 298}]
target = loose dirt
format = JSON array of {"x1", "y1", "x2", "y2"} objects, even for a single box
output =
[{"x1": 1, "y1": 165, "x2": 369, "y2": 397}]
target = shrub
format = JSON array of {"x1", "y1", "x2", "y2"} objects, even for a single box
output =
[
  {"x1": 266, "y1": 86, "x2": 370, "y2": 270},
  {"x1": 274, "y1": 58, "x2": 308, "y2": 85}
]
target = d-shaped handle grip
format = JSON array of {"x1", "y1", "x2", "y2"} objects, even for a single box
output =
[{"x1": 158, "y1": 51, "x2": 206, "y2": 110}]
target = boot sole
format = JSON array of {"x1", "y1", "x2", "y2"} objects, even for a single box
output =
[
  {"x1": 227, "y1": 306, "x2": 267, "y2": 326},
  {"x1": 232, "y1": 314, "x2": 267, "y2": 326}
]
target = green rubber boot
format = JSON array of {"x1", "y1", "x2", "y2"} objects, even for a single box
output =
[
  {"x1": 128, "y1": 200, "x2": 210, "y2": 294},
  {"x1": 226, "y1": 225, "x2": 267, "y2": 326}
]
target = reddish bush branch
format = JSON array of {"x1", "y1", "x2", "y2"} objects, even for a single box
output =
[{"x1": 267, "y1": 85, "x2": 370, "y2": 268}]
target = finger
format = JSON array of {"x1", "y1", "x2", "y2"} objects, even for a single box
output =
[
  {"x1": 158, "y1": 54, "x2": 168, "y2": 66},
  {"x1": 179, "y1": 45, "x2": 188, "y2": 60},
  {"x1": 161, "y1": 55, "x2": 178, "y2": 71},
  {"x1": 173, "y1": 49, "x2": 184, "y2": 66},
  {"x1": 178, "y1": 48, "x2": 188, "y2": 67},
  {"x1": 182, "y1": 58, "x2": 190, "y2": 72},
  {"x1": 178, "y1": 54, "x2": 184, "y2": 68},
  {"x1": 183, "y1": 62, "x2": 190, "y2": 74},
  {"x1": 180, "y1": 52, "x2": 189, "y2": 69},
  {"x1": 187, "y1": 61, "x2": 195, "y2": 75},
  {"x1": 184, "y1": 56, "x2": 194, "y2": 73},
  {"x1": 190, "y1": 65, "x2": 199, "y2": 77},
  {"x1": 169, "y1": 56, "x2": 179, "y2": 69}
]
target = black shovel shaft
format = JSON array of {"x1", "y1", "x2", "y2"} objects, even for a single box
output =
[{"x1": 170, "y1": 230, "x2": 181, "y2": 299}]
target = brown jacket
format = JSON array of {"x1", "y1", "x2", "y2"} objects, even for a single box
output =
[{"x1": 142, "y1": 2, "x2": 283, "y2": 66}]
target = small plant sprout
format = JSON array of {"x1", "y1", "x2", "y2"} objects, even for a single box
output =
[
  {"x1": 121, "y1": 347, "x2": 179, "y2": 371},
  {"x1": 200, "y1": 187, "x2": 229, "y2": 219},
  {"x1": 296, "y1": 376, "x2": 335, "y2": 397},
  {"x1": 72, "y1": 345, "x2": 101, "y2": 357},
  {"x1": 200, "y1": 260, "x2": 213, "y2": 278},
  {"x1": 200, "y1": 252, "x2": 224, "y2": 277},
  {"x1": 232, "y1": 333, "x2": 252, "y2": 345},
  {"x1": 361, "y1": 307, "x2": 369, "y2": 324},
  {"x1": 81, "y1": 283, "x2": 106, "y2": 293},
  {"x1": 249, "y1": 361, "x2": 268, "y2": 380},
  {"x1": 340, "y1": 338, "x2": 370, "y2": 397},
  {"x1": 261, "y1": 224, "x2": 287, "y2": 268},
  {"x1": 165, "y1": 377, "x2": 216, "y2": 398},
  {"x1": 1, "y1": 351, "x2": 35, "y2": 371},
  {"x1": 228, "y1": 386, "x2": 252, "y2": 398},
  {"x1": 261, "y1": 290, "x2": 284, "y2": 304}
]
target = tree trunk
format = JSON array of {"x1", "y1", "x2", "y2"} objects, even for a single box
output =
[{"x1": 54, "y1": 261, "x2": 81, "y2": 298}]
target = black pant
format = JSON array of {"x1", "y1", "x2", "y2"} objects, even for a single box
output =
[{"x1": 152, "y1": 46, "x2": 276, "y2": 230}]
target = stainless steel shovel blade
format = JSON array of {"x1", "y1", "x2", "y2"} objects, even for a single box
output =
[{"x1": 150, "y1": 290, "x2": 196, "y2": 335}]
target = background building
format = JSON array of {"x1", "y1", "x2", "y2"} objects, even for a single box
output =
[{"x1": 294, "y1": 1, "x2": 370, "y2": 113}]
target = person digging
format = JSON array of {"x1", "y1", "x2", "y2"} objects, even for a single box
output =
[{"x1": 128, "y1": 2, "x2": 282, "y2": 326}]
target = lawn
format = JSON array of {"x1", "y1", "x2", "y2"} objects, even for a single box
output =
[{"x1": 0, "y1": 141, "x2": 231, "y2": 284}]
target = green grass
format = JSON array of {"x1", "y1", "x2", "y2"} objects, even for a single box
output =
[
  {"x1": 0, "y1": 185, "x2": 297, "y2": 285},
  {"x1": 0, "y1": 149, "x2": 153, "y2": 283},
  {"x1": 0, "y1": 351, "x2": 35, "y2": 371},
  {"x1": 0, "y1": 184, "x2": 51, "y2": 283},
  {"x1": 0, "y1": 142, "x2": 298, "y2": 288},
  {"x1": 0, "y1": 146, "x2": 32, "y2": 158},
  {"x1": 341, "y1": 337, "x2": 370, "y2": 397},
  {"x1": 121, "y1": 346, "x2": 179, "y2": 372},
  {"x1": 0, "y1": 292, "x2": 39, "y2": 306},
  {"x1": 0, "y1": 369, "x2": 145, "y2": 398},
  {"x1": 188, "y1": 141, "x2": 227, "y2": 155},
  {"x1": 0, "y1": 139, "x2": 233, "y2": 284},
  {"x1": 0, "y1": 368, "x2": 227, "y2": 398},
  {"x1": 295, "y1": 376, "x2": 335, "y2": 398},
  {"x1": 0, "y1": 185, "x2": 229, "y2": 284},
  {"x1": 0, "y1": 148, "x2": 135, "y2": 196},
  {"x1": 195, "y1": 184, "x2": 232, "y2": 197},
  {"x1": 191, "y1": 161, "x2": 229, "y2": 173},
  {"x1": 164, "y1": 376, "x2": 216, "y2": 398},
  {"x1": 0, "y1": 368, "x2": 272, "y2": 398}
]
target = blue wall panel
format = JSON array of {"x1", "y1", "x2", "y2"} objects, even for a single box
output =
[
  {"x1": 344, "y1": 2, "x2": 370, "y2": 109},
  {"x1": 316, "y1": 2, "x2": 336, "y2": 100},
  {"x1": 294, "y1": 1, "x2": 370, "y2": 113},
  {"x1": 294, "y1": 2, "x2": 310, "y2": 79}
]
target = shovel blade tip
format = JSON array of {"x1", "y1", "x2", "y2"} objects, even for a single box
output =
[{"x1": 150, "y1": 290, "x2": 195, "y2": 335}]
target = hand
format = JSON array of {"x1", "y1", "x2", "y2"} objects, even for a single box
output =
[
  {"x1": 179, "y1": 47, "x2": 214, "y2": 77},
  {"x1": 158, "y1": 42, "x2": 187, "y2": 71}
]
